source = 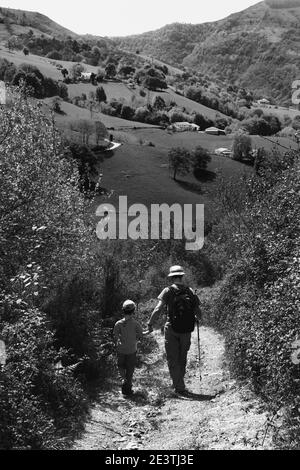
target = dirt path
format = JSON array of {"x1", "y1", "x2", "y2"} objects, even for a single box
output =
[{"x1": 73, "y1": 327, "x2": 273, "y2": 450}]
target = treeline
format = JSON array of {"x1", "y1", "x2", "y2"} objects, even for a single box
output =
[{"x1": 266, "y1": 0, "x2": 300, "y2": 8}]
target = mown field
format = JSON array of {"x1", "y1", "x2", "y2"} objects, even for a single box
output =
[
  {"x1": 252, "y1": 104, "x2": 300, "y2": 120},
  {"x1": 0, "y1": 47, "x2": 99, "y2": 80},
  {"x1": 94, "y1": 130, "x2": 252, "y2": 217}
]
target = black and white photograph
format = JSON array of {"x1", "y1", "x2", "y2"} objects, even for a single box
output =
[{"x1": 0, "y1": 0, "x2": 299, "y2": 456}]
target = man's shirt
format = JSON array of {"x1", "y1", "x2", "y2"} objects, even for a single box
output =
[{"x1": 148, "y1": 284, "x2": 201, "y2": 328}]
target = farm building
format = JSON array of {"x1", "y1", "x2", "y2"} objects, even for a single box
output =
[
  {"x1": 205, "y1": 127, "x2": 226, "y2": 136},
  {"x1": 258, "y1": 98, "x2": 270, "y2": 107},
  {"x1": 81, "y1": 72, "x2": 92, "y2": 81},
  {"x1": 215, "y1": 148, "x2": 232, "y2": 157},
  {"x1": 169, "y1": 122, "x2": 200, "y2": 132}
]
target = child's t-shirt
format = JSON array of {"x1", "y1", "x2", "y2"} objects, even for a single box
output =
[{"x1": 113, "y1": 317, "x2": 143, "y2": 355}]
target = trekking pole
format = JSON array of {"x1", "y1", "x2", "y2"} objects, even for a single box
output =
[{"x1": 197, "y1": 321, "x2": 202, "y2": 383}]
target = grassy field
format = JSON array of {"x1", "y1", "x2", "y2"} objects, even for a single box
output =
[
  {"x1": 158, "y1": 88, "x2": 228, "y2": 119},
  {"x1": 252, "y1": 104, "x2": 300, "y2": 120},
  {"x1": 94, "y1": 129, "x2": 253, "y2": 220},
  {"x1": 92, "y1": 126, "x2": 298, "y2": 227},
  {"x1": 68, "y1": 81, "x2": 137, "y2": 103},
  {"x1": 0, "y1": 48, "x2": 100, "y2": 80},
  {"x1": 43, "y1": 99, "x2": 157, "y2": 130}
]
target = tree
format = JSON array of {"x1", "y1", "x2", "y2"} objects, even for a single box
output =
[
  {"x1": 192, "y1": 146, "x2": 211, "y2": 172},
  {"x1": 193, "y1": 113, "x2": 213, "y2": 130},
  {"x1": 96, "y1": 86, "x2": 107, "y2": 103},
  {"x1": 44, "y1": 77, "x2": 59, "y2": 97},
  {"x1": 143, "y1": 76, "x2": 167, "y2": 91},
  {"x1": 47, "y1": 51, "x2": 62, "y2": 60},
  {"x1": 95, "y1": 120, "x2": 108, "y2": 145},
  {"x1": 134, "y1": 106, "x2": 151, "y2": 123},
  {"x1": 58, "y1": 82, "x2": 68, "y2": 101},
  {"x1": 7, "y1": 35, "x2": 19, "y2": 51},
  {"x1": 105, "y1": 63, "x2": 117, "y2": 79},
  {"x1": 70, "y1": 63, "x2": 85, "y2": 81},
  {"x1": 152, "y1": 95, "x2": 166, "y2": 110},
  {"x1": 118, "y1": 65, "x2": 135, "y2": 78},
  {"x1": 3, "y1": 63, "x2": 17, "y2": 83},
  {"x1": 90, "y1": 72, "x2": 96, "y2": 85},
  {"x1": 70, "y1": 119, "x2": 94, "y2": 145},
  {"x1": 120, "y1": 105, "x2": 135, "y2": 121},
  {"x1": 96, "y1": 68, "x2": 105, "y2": 83},
  {"x1": 232, "y1": 133, "x2": 252, "y2": 162},
  {"x1": 61, "y1": 68, "x2": 69, "y2": 79},
  {"x1": 168, "y1": 147, "x2": 192, "y2": 181},
  {"x1": 52, "y1": 97, "x2": 62, "y2": 113}
]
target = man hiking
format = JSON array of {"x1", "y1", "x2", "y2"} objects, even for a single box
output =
[
  {"x1": 113, "y1": 300, "x2": 144, "y2": 396},
  {"x1": 146, "y1": 266, "x2": 201, "y2": 396}
]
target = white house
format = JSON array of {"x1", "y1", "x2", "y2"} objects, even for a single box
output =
[
  {"x1": 81, "y1": 72, "x2": 92, "y2": 81},
  {"x1": 258, "y1": 98, "x2": 270, "y2": 107},
  {"x1": 169, "y1": 122, "x2": 200, "y2": 132},
  {"x1": 205, "y1": 127, "x2": 226, "y2": 136},
  {"x1": 215, "y1": 147, "x2": 232, "y2": 157}
]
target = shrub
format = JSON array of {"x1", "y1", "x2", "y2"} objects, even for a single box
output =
[
  {"x1": 0, "y1": 307, "x2": 87, "y2": 449},
  {"x1": 207, "y1": 155, "x2": 300, "y2": 448},
  {"x1": 120, "y1": 104, "x2": 135, "y2": 121},
  {"x1": 44, "y1": 77, "x2": 59, "y2": 98},
  {"x1": 232, "y1": 133, "x2": 252, "y2": 161},
  {"x1": 96, "y1": 86, "x2": 107, "y2": 103},
  {"x1": 134, "y1": 106, "x2": 151, "y2": 122},
  {"x1": 192, "y1": 146, "x2": 211, "y2": 172},
  {"x1": 169, "y1": 110, "x2": 191, "y2": 124},
  {"x1": 46, "y1": 51, "x2": 63, "y2": 60},
  {"x1": 168, "y1": 147, "x2": 192, "y2": 180},
  {"x1": 100, "y1": 103, "x2": 117, "y2": 116},
  {"x1": 58, "y1": 82, "x2": 69, "y2": 101}
]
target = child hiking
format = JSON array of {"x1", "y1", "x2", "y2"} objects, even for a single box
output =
[
  {"x1": 146, "y1": 266, "x2": 201, "y2": 396},
  {"x1": 113, "y1": 300, "x2": 144, "y2": 396}
]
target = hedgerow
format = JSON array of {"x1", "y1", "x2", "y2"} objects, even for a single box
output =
[{"x1": 207, "y1": 151, "x2": 300, "y2": 448}]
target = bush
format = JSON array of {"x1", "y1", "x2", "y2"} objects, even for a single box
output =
[
  {"x1": 0, "y1": 307, "x2": 87, "y2": 449},
  {"x1": 232, "y1": 133, "x2": 252, "y2": 161},
  {"x1": 46, "y1": 51, "x2": 63, "y2": 60},
  {"x1": 120, "y1": 104, "x2": 135, "y2": 120},
  {"x1": 44, "y1": 77, "x2": 59, "y2": 98},
  {"x1": 169, "y1": 110, "x2": 191, "y2": 124},
  {"x1": 100, "y1": 103, "x2": 117, "y2": 116},
  {"x1": 207, "y1": 155, "x2": 300, "y2": 448},
  {"x1": 192, "y1": 146, "x2": 211, "y2": 172},
  {"x1": 134, "y1": 106, "x2": 151, "y2": 122}
]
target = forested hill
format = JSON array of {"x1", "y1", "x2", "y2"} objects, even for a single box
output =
[
  {"x1": 0, "y1": 6, "x2": 78, "y2": 38},
  {"x1": 113, "y1": 0, "x2": 300, "y2": 104}
]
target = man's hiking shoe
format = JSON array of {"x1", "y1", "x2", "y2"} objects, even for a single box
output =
[{"x1": 122, "y1": 384, "x2": 133, "y2": 396}]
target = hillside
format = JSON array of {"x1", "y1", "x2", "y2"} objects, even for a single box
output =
[
  {"x1": 0, "y1": 6, "x2": 78, "y2": 39},
  {"x1": 113, "y1": 0, "x2": 300, "y2": 104}
]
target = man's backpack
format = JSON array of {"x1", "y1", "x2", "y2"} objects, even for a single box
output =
[{"x1": 167, "y1": 286, "x2": 197, "y2": 334}]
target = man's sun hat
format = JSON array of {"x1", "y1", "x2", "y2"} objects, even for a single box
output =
[
  {"x1": 122, "y1": 300, "x2": 136, "y2": 313},
  {"x1": 168, "y1": 265, "x2": 185, "y2": 277}
]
